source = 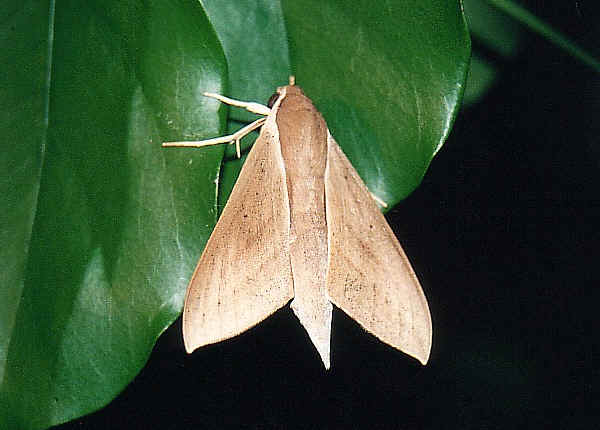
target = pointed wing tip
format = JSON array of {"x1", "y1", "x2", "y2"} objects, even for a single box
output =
[
  {"x1": 408, "y1": 338, "x2": 431, "y2": 365},
  {"x1": 182, "y1": 321, "x2": 195, "y2": 354},
  {"x1": 415, "y1": 350, "x2": 430, "y2": 366},
  {"x1": 409, "y1": 329, "x2": 432, "y2": 365},
  {"x1": 418, "y1": 321, "x2": 433, "y2": 365},
  {"x1": 183, "y1": 330, "x2": 225, "y2": 354},
  {"x1": 183, "y1": 326, "x2": 207, "y2": 354},
  {"x1": 183, "y1": 337, "x2": 198, "y2": 354}
]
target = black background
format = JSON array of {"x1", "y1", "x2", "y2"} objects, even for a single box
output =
[{"x1": 56, "y1": 4, "x2": 598, "y2": 429}]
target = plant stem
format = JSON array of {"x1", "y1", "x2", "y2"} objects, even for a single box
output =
[{"x1": 485, "y1": 0, "x2": 600, "y2": 73}]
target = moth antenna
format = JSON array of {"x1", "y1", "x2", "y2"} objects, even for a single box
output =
[
  {"x1": 162, "y1": 117, "x2": 266, "y2": 158},
  {"x1": 203, "y1": 92, "x2": 271, "y2": 116}
]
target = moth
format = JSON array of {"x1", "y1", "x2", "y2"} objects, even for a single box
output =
[{"x1": 163, "y1": 77, "x2": 432, "y2": 369}]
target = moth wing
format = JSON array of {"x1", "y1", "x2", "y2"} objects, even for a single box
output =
[
  {"x1": 325, "y1": 133, "x2": 432, "y2": 364},
  {"x1": 183, "y1": 119, "x2": 294, "y2": 353}
]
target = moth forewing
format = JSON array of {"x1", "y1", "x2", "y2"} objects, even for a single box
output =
[
  {"x1": 181, "y1": 92, "x2": 294, "y2": 353},
  {"x1": 324, "y1": 132, "x2": 432, "y2": 365}
]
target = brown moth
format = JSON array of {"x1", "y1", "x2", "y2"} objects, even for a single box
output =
[{"x1": 163, "y1": 77, "x2": 432, "y2": 369}]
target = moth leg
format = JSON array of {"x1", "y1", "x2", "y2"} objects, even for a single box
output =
[
  {"x1": 162, "y1": 117, "x2": 266, "y2": 158},
  {"x1": 203, "y1": 92, "x2": 271, "y2": 116},
  {"x1": 369, "y1": 191, "x2": 388, "y2": 208}
]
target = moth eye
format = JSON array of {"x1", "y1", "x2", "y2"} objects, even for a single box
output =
[{"x1": 267, "y1": 92, "x2": 280, "y2": 108}]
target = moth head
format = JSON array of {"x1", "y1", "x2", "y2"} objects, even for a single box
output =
[
  {"x1": 267, "y1": 85, "x2": 291, "y2": 109},
  {"x1": 267, "y1": 91, "x2": 281, "y2": 109},
  {"x1": 269, "y1": 76, "x2": 304, "y2": 109}
]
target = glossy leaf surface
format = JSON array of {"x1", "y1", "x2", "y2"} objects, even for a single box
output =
[{"x1": 0, "y1": 1, "x2": 226, "y2": 428}]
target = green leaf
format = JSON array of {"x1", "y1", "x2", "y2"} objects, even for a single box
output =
[
  {"x1": 0, "y1": 0, "x2": 226, "y2": 428},
  {"x1": 0, "y1": 0, "x2": 51, "y2": 399}
]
